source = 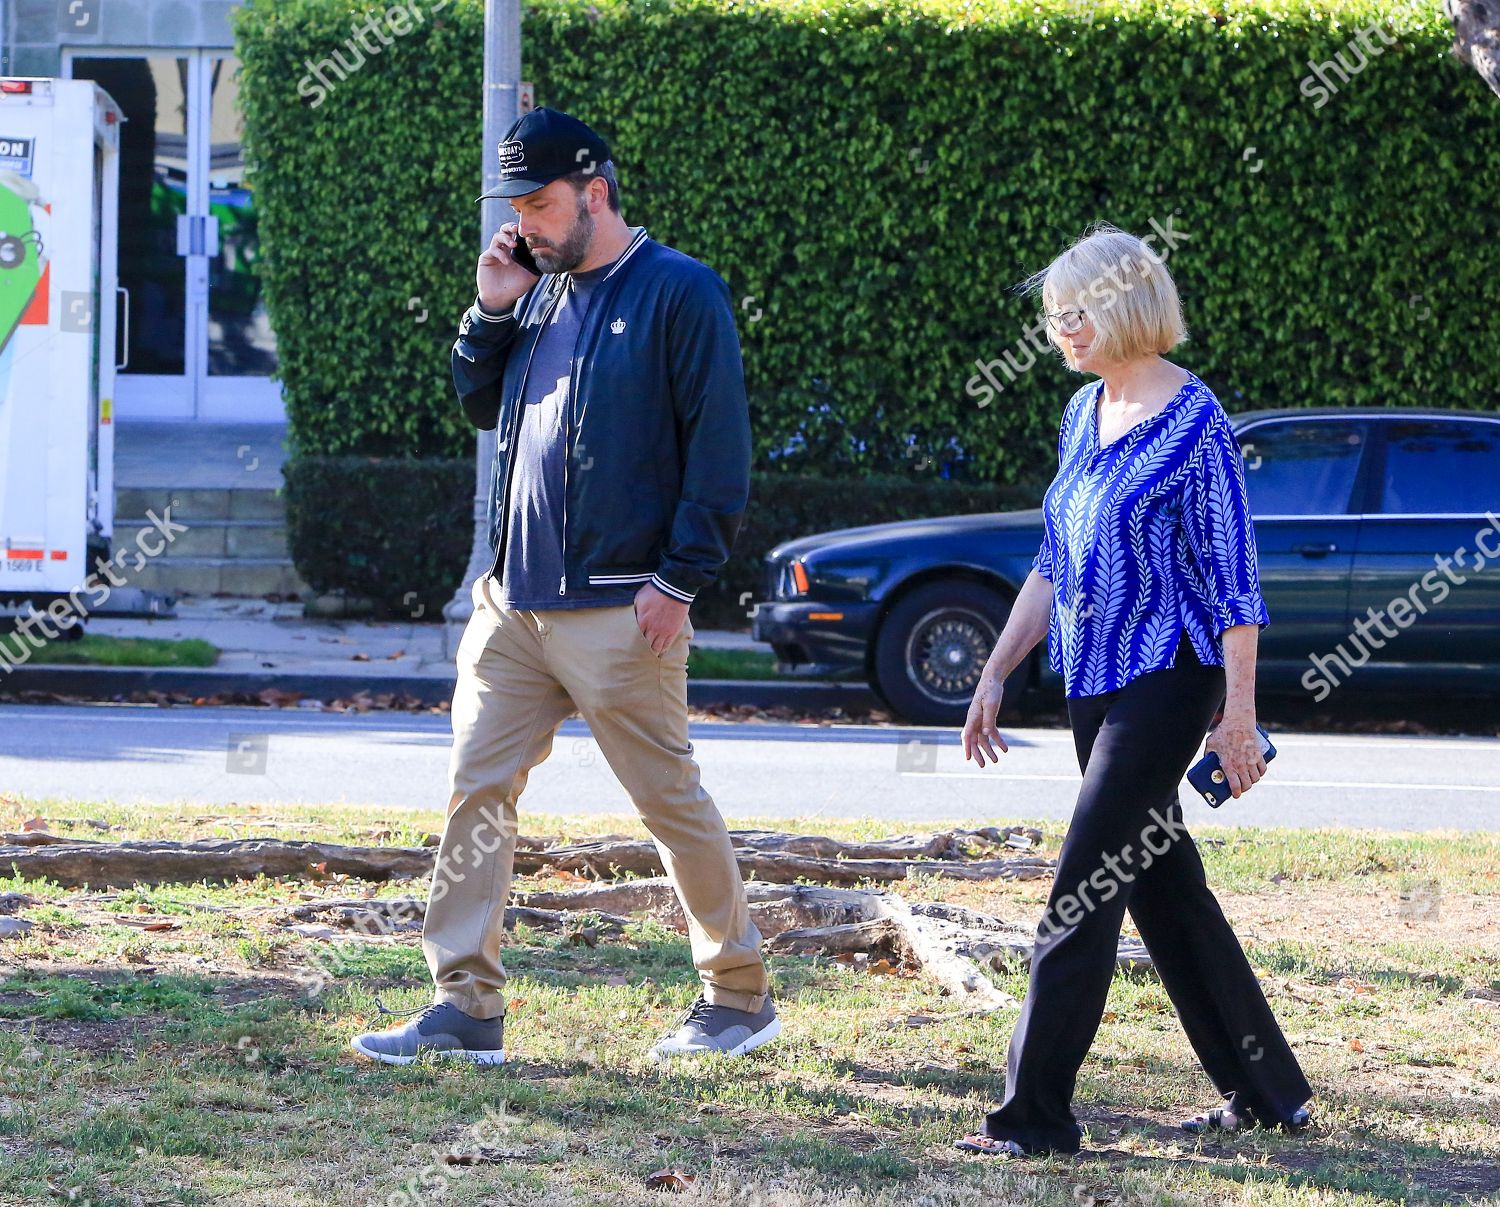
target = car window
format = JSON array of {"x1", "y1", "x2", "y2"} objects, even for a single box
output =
[
  {"x1": 1378, "y1": 419, "x2": 1500, "y2": 515},
  {"x1": 1236, "y1": 421, "x2": 1366, "y2": 516}
]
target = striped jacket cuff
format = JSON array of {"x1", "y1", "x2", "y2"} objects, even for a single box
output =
[
  {"x1": 472, "y1": 295, "x2": 514, "y2": 322},
  {"x1": 650, "y1": 573, "x2": 696, "y2": 604}
]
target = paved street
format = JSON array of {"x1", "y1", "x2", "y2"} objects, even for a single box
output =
[{"x1": 3, "y1": 704, "x2": 1498, "y2": 831}]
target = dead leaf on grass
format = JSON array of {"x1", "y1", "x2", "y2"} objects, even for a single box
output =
[{"x1": 646, "y1": 1169, "x2": 697, "y2": 1192}]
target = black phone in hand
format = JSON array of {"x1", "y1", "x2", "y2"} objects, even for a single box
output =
[{"x1": 509, "y1": 235, "x2": 540, "y2": 276}]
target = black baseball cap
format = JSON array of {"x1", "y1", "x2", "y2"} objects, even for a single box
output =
[{"x1": 474, "y1": 107, "x2": 612, "y2": 201}]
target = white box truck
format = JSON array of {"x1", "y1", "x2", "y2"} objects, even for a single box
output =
[{"x1": 0, "y1": 77, "x2": 123, "y2": 616}]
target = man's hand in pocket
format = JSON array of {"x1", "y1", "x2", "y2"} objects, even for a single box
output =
[{"x1": 633, "y1": 583, "x2": 690, "y2": 656}]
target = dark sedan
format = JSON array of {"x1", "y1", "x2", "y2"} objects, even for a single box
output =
[{"x1": 752, "y1": 407, "x2": 1500, "y2": 724}]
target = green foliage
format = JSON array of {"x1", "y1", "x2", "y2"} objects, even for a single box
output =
[
  {"x1": 280, "y1": 456, "x2": 1037, "y2": 622},
  {"x1": 236, "y1": 0, "x2": 1499, "y2": 483}
]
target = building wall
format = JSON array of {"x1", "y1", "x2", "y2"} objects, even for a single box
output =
[{"x1": 3, "y1": 1, "x2": 238, "y2": 76}]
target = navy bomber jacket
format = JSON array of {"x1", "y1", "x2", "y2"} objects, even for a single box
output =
[{"x1": 450, "y1": 226, "x2": 751, "y2": 605}]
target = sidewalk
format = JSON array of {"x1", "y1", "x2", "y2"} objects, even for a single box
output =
[
  {"x1": 13, "y1": 595, "x2": 880, "y2": 712},
  {"x1": 88, "y1": 598, "x2": 763, "y2": 680}
]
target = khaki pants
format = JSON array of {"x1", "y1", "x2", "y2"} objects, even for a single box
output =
[{"x1": 421, "y1": 573, "x2": 769, "y2": 1019}]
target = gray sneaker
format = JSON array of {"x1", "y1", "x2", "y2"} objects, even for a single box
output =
[
  {"x1": 350, "y1": 1001, "x2": 506, "y2": 1066},
  {"x1": 650, "y1": 994, "x2": 781, "y2": 1061}
]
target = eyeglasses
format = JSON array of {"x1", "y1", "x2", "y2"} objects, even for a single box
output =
[{"x1": 1043, "y1": 308, "x2": 1088, "y2": 335}]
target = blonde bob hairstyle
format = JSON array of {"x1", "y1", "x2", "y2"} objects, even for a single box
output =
[{"x1": 1021, "y1": 223, "x2": 1188, "y2": 365}]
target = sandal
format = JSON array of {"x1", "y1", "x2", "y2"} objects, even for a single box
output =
[
  {"x1": 1181, "y1": 1103, "x2": 1312, "y2": 1134},
  {"x1": 953, "y1": 1133, "x2": 1028, "y2": 1157},
  {"x1": 1180, "y1": 1103, "x2": 1254, "y2": 1134}
]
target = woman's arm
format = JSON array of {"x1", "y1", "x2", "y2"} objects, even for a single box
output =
[
  {"x1": 962, "y1": 568, "x2": 1054, "y2": 766},
  {"x1": 1202, "y1": 623, "x2": 1267, "y2": 798},
  {"x1": 1182, "y1": 410, "x2": 1271, "y2": 797}
]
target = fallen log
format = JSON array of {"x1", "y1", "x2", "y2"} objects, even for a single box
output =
[
  {"x1": 282, "y1": 896, "x2": 630, "y2": 938},
  {"x1": 764, "y1": 918, "x2": 903, "y2": 959},
  {"x1": 514, "y1": 879, "x2": 1153, "y2": 1010},
  {"x1": 0, "y1": 838, "x2": 435, "y2": 890},
  {"x1": 0, "y1": 830, "x2": 91, "y2": 847},
  {"x1": 731, "y1": 851, "x2": 1054, "y2": 886},
  {"x1": 511, "y1": 825, "x2": 1044, "y2": 878},
  {"x1": 0, "y1": 828, "x2": 1054, "y2": 890},
  {"x1": 871, "y1": 898, "x2": 1023, "y2": 1010}
]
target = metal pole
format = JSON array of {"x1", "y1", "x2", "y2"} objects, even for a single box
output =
[{"x1": 443, "y1": 0, "x2": 522, "y2": 655}]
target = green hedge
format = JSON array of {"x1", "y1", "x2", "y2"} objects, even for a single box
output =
[
  {"x1": 282, "y1": 456, "x2": 475, "y2": 616},
  {"x1": 235, "y1": 0, "x2": 1500, "y2": 484},
  {"x1": 281, "y1": 457, "x2": 1040, "y2": 625}
]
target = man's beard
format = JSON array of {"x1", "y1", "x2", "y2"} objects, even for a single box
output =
[{"x1": 530, "y1": 195, "x2": 595, "y2": 273}]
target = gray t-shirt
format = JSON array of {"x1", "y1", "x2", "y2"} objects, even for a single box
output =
[{"x1": 497, "y1": 244, "x2": 641, "y2": 611}]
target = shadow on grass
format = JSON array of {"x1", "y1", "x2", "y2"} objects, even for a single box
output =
[{"x1": 4, "y1": 957, "x2": 1498, "y2": 1204}]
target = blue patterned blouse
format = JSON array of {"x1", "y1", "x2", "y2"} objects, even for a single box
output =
[{"x1": 1031, "y1": 371, "x2": 1269, "y2": 698}]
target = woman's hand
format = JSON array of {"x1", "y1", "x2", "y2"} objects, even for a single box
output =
[
  {"x1": 960, "y1": 568, "x2": 1053, "y2": 768},
  {"x1": 962, "y1": 670, "x2": 1010, "y2": 767},
  {"x1": 1201, "y1": 708, "x2": 1266, "y2": 798}
]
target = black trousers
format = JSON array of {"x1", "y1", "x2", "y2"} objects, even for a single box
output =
[{"x1": 983, "y1": 635, "x2": 1312, "y2": 1153}]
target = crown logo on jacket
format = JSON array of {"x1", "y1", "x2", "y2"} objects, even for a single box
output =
[{"x1": 610, "y1": 317, "x2": 626, "y2": 334}]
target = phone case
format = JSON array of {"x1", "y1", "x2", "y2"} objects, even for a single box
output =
[
  {"x1": 509, "y1": 235, "x2": 541, "y2": 276},
  {"x1": 1187, "y1": 724, "x2": 1276, "y2": 807}
]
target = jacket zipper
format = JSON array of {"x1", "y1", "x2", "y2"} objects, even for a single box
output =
[
  {"x1": 560, "y1": 278, "x2": 575, "y2": 598},
  {"x1": 560, "y1": 279, "x2": 586, "y2": 599},
  {"x1": 559, "y1": 228, "x2": 648, "y2": 599},
  {"x1": 491, "y1": 280, "x2": 567, "y2": 582}
]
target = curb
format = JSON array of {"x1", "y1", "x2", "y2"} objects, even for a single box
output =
[{"x1": 0, "y1": 665, "x2": 880, "y2": 711}]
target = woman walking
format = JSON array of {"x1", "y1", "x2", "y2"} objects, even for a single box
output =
[{"x1": 954, "y1": 224, "x2": 1313, "y2": 1157}]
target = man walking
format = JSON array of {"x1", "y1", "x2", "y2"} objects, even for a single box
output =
[{"x1": 350, "y1": 107, "x2": 777, "y2": 1067}]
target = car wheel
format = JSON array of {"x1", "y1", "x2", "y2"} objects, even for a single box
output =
[{"x1": 871, "y1": 580, "x2": 1028, "y2": 727}]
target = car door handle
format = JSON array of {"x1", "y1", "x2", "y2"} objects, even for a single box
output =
[{"x1": 1292, "y1": 542, "x2": 1338, "y2": 557}]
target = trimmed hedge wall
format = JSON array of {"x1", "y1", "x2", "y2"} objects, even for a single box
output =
[
  {"x1": 236, "y1": 0, "x2": 1500, "y2": 486},
  {"x1": 282, "y1": 458, "x2": 1040, "y2": 625},
  {"x1": 282, "y1": 457, "x2": 475, "y2": 616}
]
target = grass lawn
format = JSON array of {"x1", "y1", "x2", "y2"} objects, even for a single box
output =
[
  {"x1": 0, "y1": 799, "x2": 1496, "y2": 1206},
  {"x1": 17, "y1": 635, "x2": 220, "y2": 668},
  {"x1": 686, "y1": 646, "x2": 788, "y2": 680}
]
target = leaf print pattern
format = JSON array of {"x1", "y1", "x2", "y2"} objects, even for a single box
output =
[{"x1": 1034, "y1": 373, "x2": 1270, "y2": 698}]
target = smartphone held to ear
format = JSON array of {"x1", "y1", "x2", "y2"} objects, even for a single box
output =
[{"x1": 509, "y1": 235, "x2": 541, "y2": 276}]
